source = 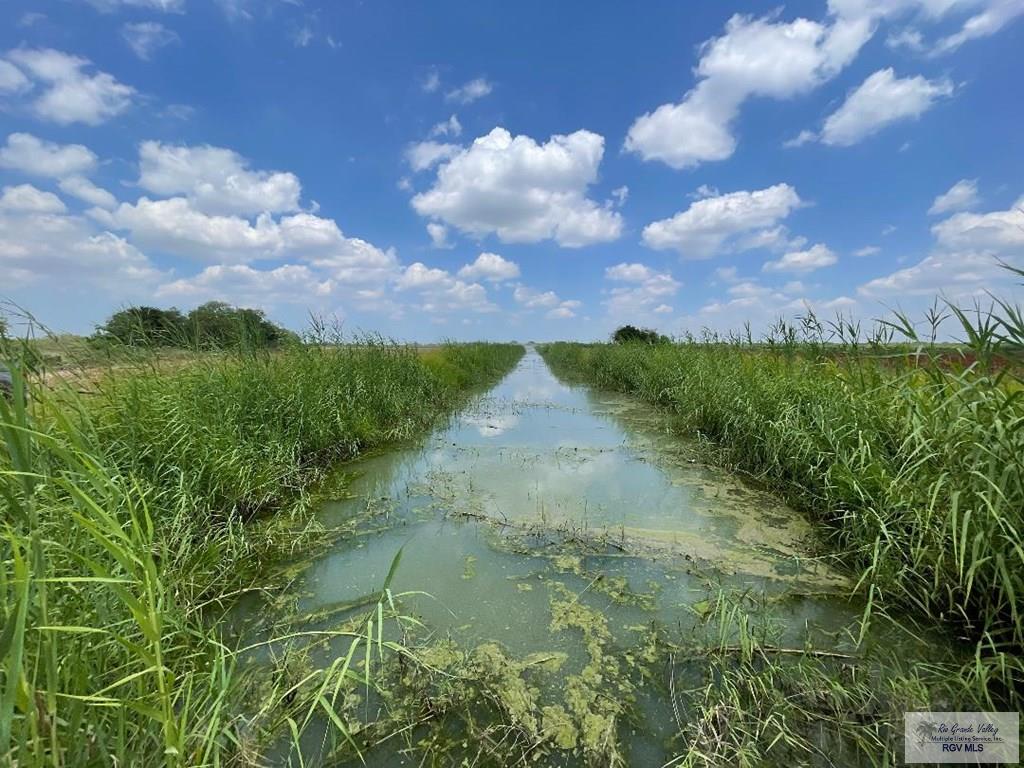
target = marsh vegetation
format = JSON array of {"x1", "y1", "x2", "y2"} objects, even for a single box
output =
[{"x1": 1, "y1": 284, "x2": 1022, "y2": 766}]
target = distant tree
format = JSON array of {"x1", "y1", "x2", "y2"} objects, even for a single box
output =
[
  {"x1": 96, "y1": 306, "x2": 187, "y2": 346},
  {"x1": 187, "y1": 301, "x2": 293, "y2": 349},
  {"x1": 612, "y1": 325, "x2": 667, "y2": 344},
  {"x1": 96, "y1": 302, "x2": 296, "y2": 350}
]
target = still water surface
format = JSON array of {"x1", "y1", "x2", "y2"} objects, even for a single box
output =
[{"x1": 244, "y1": 347, "x2": 886, "y2": 764}]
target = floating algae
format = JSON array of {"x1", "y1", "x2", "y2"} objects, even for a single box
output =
[{"x1": 231, "y1": 348, "x2": 957, "y2": 766}]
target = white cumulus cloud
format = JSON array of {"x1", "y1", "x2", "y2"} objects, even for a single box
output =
[
  {"x1": 625, "y1": 11, "x2": 869, "y2": 169},
  {"x1": 0, "y1": 132, "x2": 97, "y2": 177},
  {"x1": 763, "y1": 243, "x2": 838, "y2": 272},
  {"x1": 0, "y1": 184, "x2": 66, "y2": 214},
  {"x1": 138, "y1": 141, "x2": 302, "y2": 215},
  {"x1": 426, "y1": 222, "x2": 452, "y2": 249},
  {"x1": 411, "y1": 127, "x2": 622, "y2": 247},
  {"x1": 0, "y1": 60, "x2": 30, "y2": 93},
  {"x1": 604, "y1": 262, "x2": 681, "y2": 319},
  {"x1": 928, "y1": 178, "x2": 980, "y2": 215},
  {"x1": 457, "y1": 252, "x2": 520, "y2": 283},
  {"x1": 859, "y1": 196, "x2": 1024, "y2": 298},
  {"x1": 405, "y1": 141, "x2": 460, "y2": 172},
  {"x1": 6, "y1": 48, "x2": 135, "y2": 125},
  {"x1": 0, "y1": 207, "x2": 161, "y2": 290},
  {"x1": 819, "y1": 68, "x2": 953, "y2": 146},
  {"x1": 512, "y1": 284, "x2": 581, "y2": 317},
  {"x1": 59, "y1": 176, "x2": 117, "y2": 209},
  {"x1": 158, "y1": 264, "x2": 333, "y2": 304},
  {"x1": 396, "y1": 262, "x2": 495, "y2": 313},
  {"x1": 642, "y1": 184, "x2": 803, "y2": 258},
  {"x1": 625, "y1": 2, "x2": 1019, "y2": 168}
]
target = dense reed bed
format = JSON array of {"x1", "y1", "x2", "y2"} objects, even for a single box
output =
[
  {"x1": 0, "y1": 337, "x2": 523, "y2": 765},
  {"x1": 540, "y1": 295, "x2": 1024, "y2": 709}
]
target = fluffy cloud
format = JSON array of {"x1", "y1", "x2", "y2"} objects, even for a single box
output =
[
  {"x1": 0, "y1": 133, "x2": 97, "y2": 177},
  {"x1": 783, "y1": 129, "x2": 818, "y2": 148},
  {"x1": 932, "y1": 0, "x2": 1024, "y2": 53},
  {"x1": 858, "y1": 251, "x2": 1011, "y2": 297},
  {"x1": 445, "y1": 78, "x2": 492, "y2": 104},
  {"x1": 819, "y1": 68, "x2": 953, "y2": 146},
  {"x1": 0, "y1": 60, "x2": 30, "y2": 93},
  {"x1": 625, "y1": 12, "x2": 868, "y2": 169},
  {"x1": 546, "y1": 301, "x2": 581, "y2": 320},
  {"x1": 513, "y1": 284, "x2": 560, "y2": 309},
  {"x1": 98, "y1": 198, "x2": 277, "y2": 259},
  {"x1": 158, "y1": 264, "x2": 333, "y2": 304},
  {"x1": 886, "y1": 27, "x2": 927, "y2": 51},
  {"x1": 930, "y1": 196, "x2": 1024, "y2": 253},
  {"x1": 457, "y1": 252, "x2": 520, "y2": 283},
  {"x1": 412, "y1": 127, "x2": 622, "y2": 247},
  {"x1": 604, "y1": 262, "x2": 681, "y2": 318},
  {"x1": 0, "y1": 135, "x2": 445, "y2": 321},
  {"x1": 5, "y1": 48, "x2": 135, "y2": 125},
  {"x1": 396, "y1": 262, "x2": 495, "y2": 313},
  {"x1": 727, "y1": 280, "x2": 773, "y2": 298},
  {"x1": 928, "y1": 178, "x2": 980, "y2": 215},
  {"x1": 0, "y1": 207, "x2": 161, "y2": 290},
  {"x1": 879, "y1": 0, "x2": 1024, "y2": 54},
  {"x1": 859, "y1": 196, "x2": 1024, "y2": 298},
  {"x1": 309, "y1": 236, "x2": 399, "y2": 285},
  {"x1": 763, "y1": 243, "x2": 838, "y2": 272},
  {"x1": 642, "y1": 184, "x2": 803, "y2": 258},
  {"x1": 138, "y1": 141, "x2": 302, "y2": 215},
  {"x1": 512, "y1": 284, "x2": 582, "y2": 317},
  {"x1": 430, "y1": 114, "x2": 462, "y2": 138},
  {"x1": 426, "y1": 222, "x2": 452, "y2": 249},
  {"x1": 405, "y1": 141, "x2": 460, "y2": 172},
  {"x1": 605, "y1": 263, "x2": 657, "y2": 282},
  {"x1": 625, "y1": 2, "x2": 1019, "y2": 169},
  {"x1": 0, "y1": 184, "x2": 66, "y2": 214},
  {"x1": 121, "y1": 22, "x2": 180, "y2": 60},
  {"x1": 98, "y1": 197, "x2": 397, "y2": 275},
  {"x1": 58, "y1": 176, "x2": 117, "y2": 209},
  {"x1": 396, "y1": 262, "x2": 449, "y2": 290}
]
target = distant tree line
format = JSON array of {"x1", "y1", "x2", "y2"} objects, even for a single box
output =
[
  {"x1": 611, "y1": 325, "x2": 670, "y2": 344},
  {"x1": 95, "y1": 302, "x2": 298, "y2": 349}
]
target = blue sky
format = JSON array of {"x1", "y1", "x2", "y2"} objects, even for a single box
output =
[{"x1": 1, "y1": 0, "x2": 1022, "y2": 341}]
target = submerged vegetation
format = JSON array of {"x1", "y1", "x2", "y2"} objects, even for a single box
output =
[
  {"x1": 541, "y1": 291, "x2": 1024, "y2": 713},
  {"x1": 0, "y1": 331, "x2": 523, "y2": 765}
]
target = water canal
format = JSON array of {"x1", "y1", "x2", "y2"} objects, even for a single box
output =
[{"x1": 238, "y1": 347, "x2": 938, "y2": 766}]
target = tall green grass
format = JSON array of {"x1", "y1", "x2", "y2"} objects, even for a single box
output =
[
  {"x1": 0, "y1": 335, "x2": 523, "y2": 765},
  {"x1": 540, "y1": 295, "x2": 1023, "y2": 706}
]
